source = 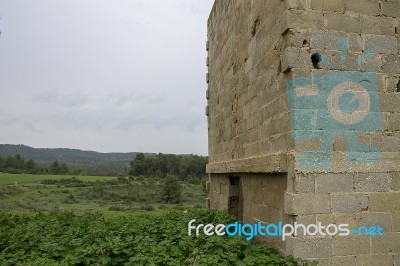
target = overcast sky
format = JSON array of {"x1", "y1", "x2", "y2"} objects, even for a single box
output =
[{"x1": 0, "y1": 0, "x2": 214, "y2": 155}]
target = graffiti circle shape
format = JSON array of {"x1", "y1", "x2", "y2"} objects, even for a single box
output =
[{"x1": 327, "y1": 82, "x2": 370, "y2": 125}]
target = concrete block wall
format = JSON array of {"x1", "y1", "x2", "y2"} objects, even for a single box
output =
[
  {"x1": 206, "y1": 0, "x2": 293, "y2": 166},
  {"x1": 208, "y1": 173, "x2": 290, "y2": 254},
  {"x1": 284, "y1": 171, "x2": 400, "y2": 264},
  {"x1": 207, "y1": 0, "x2": 400, "y2": 264}
]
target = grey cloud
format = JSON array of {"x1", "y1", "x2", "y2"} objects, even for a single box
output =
[{"x1": 0, "y1": 0, "x2": 214, "y2": 154}]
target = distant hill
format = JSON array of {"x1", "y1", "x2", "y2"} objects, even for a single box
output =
[
  {"x1": 0, "y1": 144, "x2": 139, "y2": 164},
  {"x1": 0, "y1": 144, "x2": 152, "y2": 176}
]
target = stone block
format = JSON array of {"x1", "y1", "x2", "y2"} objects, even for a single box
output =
[
  {"x1": 331, "y1": 256, "x2": 356, "y2": 266},
  {"x1": 362, "y1": 54, "x2": 382, "y2": 72},
  {"x1": 361, "y1": 15, "x2": 397, "y2": 35},
  {"x1": 325, "y1": 12, "x2": 361, "y2": 33},
  {"x1": 317, "y1": 213, "x2": 357, "y2": 229},
  {"x1": 394, "y1": 212, "x2": 400, "y2": 232},
  {"x1": 392, "y1": 172, "x2": 400, "y2": 191},
  {"x1": 331, "y1": 193, "x2": 368, "y2": 213},
  {"x1": 364, "y1": 35, "x2": 398, "y2": 55},
  {"x1": 311, "y1": 258, "x2": 332, "y2": 266},
  {"x1": 395, "y1": 254, "x2": 400, "y2": 265},
  {"x1": 353, "y1": 173, "x2": 391, "y2": 192},
  {"x1": 385, "y1": 75, "x2": 400, "y2": 93},
  {"x1": 371, "y1": 232, "x2": 400, "y2": 253},
  {"x1": 281, "y1": 47, "x2": 313, "y2": 72},
  {"x1": 286, "y1": 9, "x2": 325, "y2": 31},
  {"x1": 315, "y1": 173, "x2": 353, "y2": 193},
  {"x1": 285, "y1": 193, "x2": 331, "y2": 215},
  {"x1": 333, "y1": 236, "x2": 370, "y2": 255},
  {"x1": 382, "y1": 0, "x2": 400, "y2": 18},
  {"x1": 380, "y1": 93, "x2": 400, "y2": 112},
  {"x1": 348, "y1": 33, "x2": 363, "y2": 52},
  {"x1": 310, "y1": 30, "x2": 347, "y2": 50},
  {"x1": 295, "y1": 214, "x2": 317, "y2": 225},
  {"x1": 355, "y1": 212, "x2": 393, "y2": 232},
  {"x1": 344, "y1": 0, "x2": 380, "y2": 16},
  {"x1": 287, "y1": 236, "x2": 333, "y2": 258},
  {"x1": 385, "y1": 113, "x2": 400, "y2": 131},
  {"x1": 382, "y1": 55, "x2": 400, "y2": 73},
  {"x1": 357, "y1": 255, "x2": 395, "y2": 266},
  {"x1": 369, "y1": 192, "x2": 400, "y2": 212},
  {"x1": 310, "y1": 0, "x2": 345, "y2": 12},
  {"x1": 286, "y1": 0, "x2": 311, "y2": 10},
  {"x1": 294, "y1": 173, "x2": 315, "y2": 193}
]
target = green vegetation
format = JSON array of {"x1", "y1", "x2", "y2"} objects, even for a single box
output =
[
  {"x1": 0, "y1": 154, "x2": 69, "y2": 175},
  {"x1": 161, "y1": 174, "x2": 183, "y2": 203},
  {"x1": 130, "y1": 153, "x2": 207, "y2": 179},
  {"x1": 0, "y1": 209, "x2": 304, "y2": 265},
  {"x1": 0, "y1": 160, "x2": 311, "y2": 265},
  {"x1": 0, "y1": 145, "x2": 209, "y2": 177},
  {"x1": 0, "y1": 173, "x2": 205, "y2": 212},
  {"x1": 0, "y1": 173, "x2": 115, "y2": 186}
]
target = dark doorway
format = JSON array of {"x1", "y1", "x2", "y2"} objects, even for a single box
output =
[{"x1": 228, "y1": 175, "x2": 243, "y2": 221}]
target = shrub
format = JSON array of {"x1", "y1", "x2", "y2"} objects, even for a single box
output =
[
  {"x1": 108, "y1": 205, "x2": 125, "y2": 211},
  {"x1": 161, "y1": 174, "x2": 182, "y2": 203},
  {"x1": 0, "y1": 209, "x2": 305, "y2": 265},
  {"x1": 140, "y1": 204, "x2": 155, "y2": 211}
]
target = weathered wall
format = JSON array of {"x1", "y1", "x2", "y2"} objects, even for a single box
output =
[
  {"x1": 206, "y1": 0, "x2": 292, "y2": 171},
  {"x1": 207, "y1": 0, "x2": 400, "y2": 264}
]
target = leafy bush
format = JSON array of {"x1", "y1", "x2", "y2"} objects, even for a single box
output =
[
  {"x1": 139, "y1": 204, "x2": 155, "y2": 211},
  {"x1": 108, "y1": 205, "x2": 126, "y2": 211},
  {"x1": 41, "y1": 177, "x2": 86, "y2": 187},
  {"x1": 161, "y1": 174, "x2": 182, "y2": 203},
  {"x1": 0, "y1": 209, "x2": 305, "y2": 265}
]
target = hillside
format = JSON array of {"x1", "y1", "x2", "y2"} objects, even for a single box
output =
[
  {"x1": 0, "y1": 144, "x2": 138, "y2": 164},
  {"x1": 0, "y1": 144, "x2": 147, "y2": 176}
]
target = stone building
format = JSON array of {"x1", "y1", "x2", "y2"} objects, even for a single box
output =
[{"x1": 205, "y1": 0, "x2": 400, "y2": 264}]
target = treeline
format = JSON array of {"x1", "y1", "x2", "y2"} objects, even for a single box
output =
[
  {"x1": 0, "y1": 154, "x2": 69, "y2": 175},
  {"x1": 129, "y1": 153, "x2": 207, "y2": 179}
]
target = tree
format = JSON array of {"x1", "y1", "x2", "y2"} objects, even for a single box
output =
[
  {"x1": 129, "y1": 153, "x2": 208, "y2": 179},
  {"x1": 49, "y1": 161, "x2": 61, "y2": 174},
  {"x1": 161, "y1": 174, "x2": 182, "y2": 203},
  {"x1": 59, "y1": 163, "x2": 69, "y2": 174}
]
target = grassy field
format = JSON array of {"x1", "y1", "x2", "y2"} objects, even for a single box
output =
[
  {"x1": 0, "y1": 173, "x2": 206, "y2": 213},
  {"x1": 0, "y1": 173, "x2": 314, "y2": 265},
  {"x1": 0, "y1": 173, "x2": 116, "y2": 186}
]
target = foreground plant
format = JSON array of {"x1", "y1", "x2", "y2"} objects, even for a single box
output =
[{"x1": 0, "y1": 209, "x2": 308, "y2": 265}]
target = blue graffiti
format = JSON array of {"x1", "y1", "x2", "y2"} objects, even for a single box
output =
[{"x1": 286, "y1": 39, "x2": 382, "y2": 168}]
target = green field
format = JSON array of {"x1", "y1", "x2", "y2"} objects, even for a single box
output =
[
  {"x1": 0, "y1": 173, "x2": 313, "y2": 265},
  {"x1": 0, "y1": 173, "x2": 116, "y2": 186},
  {"x1": 0, "y1": 173, "x2": 206, "y2": 213},
  {"x1": 0, "y1": 209, "x2": 308, "y2": 265}
]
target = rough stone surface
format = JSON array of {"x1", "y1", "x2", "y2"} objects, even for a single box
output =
[
  {"x1": 331, "y1": 194, "x2": 368, "y2": 213},
  {"x1": 353, "y1": 173, "x2": 391, "y2": 192},
  {"x1": 369, "y1": 192, "x2": 400, "y2": 212},
  {"x1": 315, "y1": 173, "x2": 353, "y2": 193},
  {"x1": 344, "y1": 0, "x2": 380, "y2": 16},
  {"x1": 365, "y1": 35, "x2": 398, "y2": 55},
  {"x1": 207, "y1": 0, "x2": 400, "y2": 262},
  {"x1": 333, "y1": 236, "x2": 370, "y2": 256},
  {"x1": 355, "y1": 212, "x2": 393, "y2": 231},
  {"x1": 371, "y1": 233, "x2": 400, "y2": 253},
  {"x1": 382, "y1": 0, "x2": 400, "y2": 18},
  {"x1": 285, "y1": 192, "x2": 331, "y2": 215},
  {"x1": 393, "y1": 212, "x2": 400, "y2": 232},
  {"x1": 288, "y1": 237, "x2": 333, "y2": 258}
]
